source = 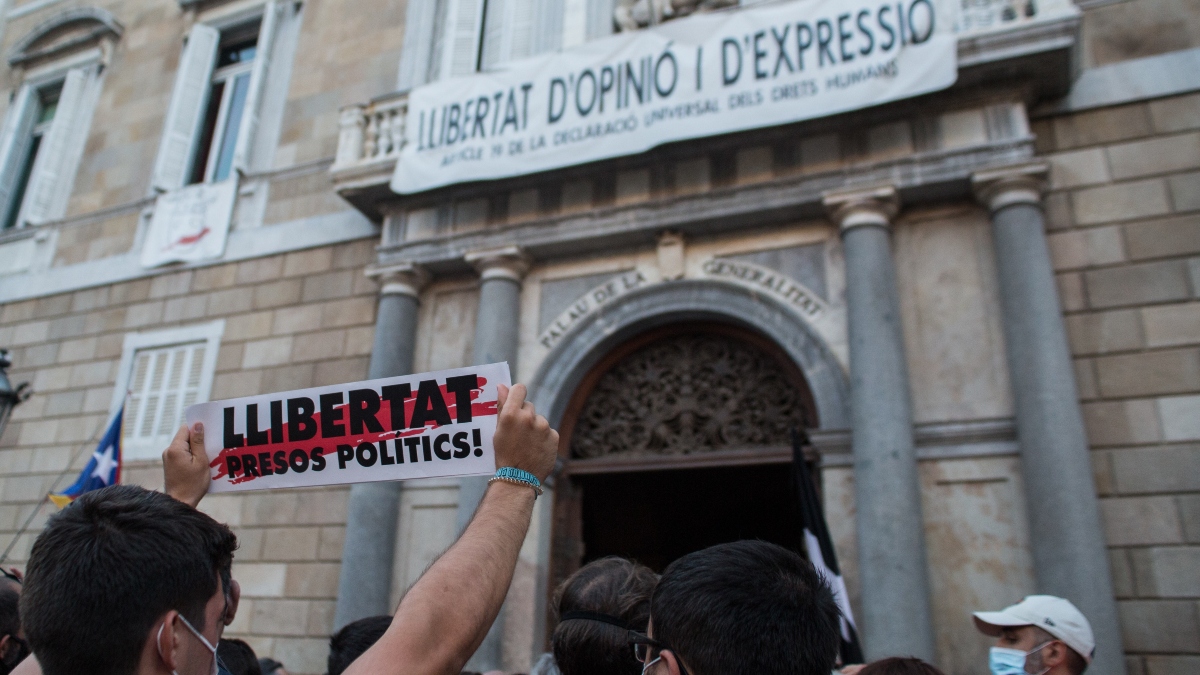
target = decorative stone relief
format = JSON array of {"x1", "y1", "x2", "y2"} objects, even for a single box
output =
[{"x1": 570, "y1": 333, "x2": 809, "y2": 458}]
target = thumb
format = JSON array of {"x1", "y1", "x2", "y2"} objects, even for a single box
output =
[
  {"x1": 189, "y1": 422, "x2": 206, "y2": 462},
  {"x1": 496, "y1": 383, "x2": 509, "y2": 411}
]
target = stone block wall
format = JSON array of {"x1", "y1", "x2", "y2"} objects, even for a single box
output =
[
  {"x1": 0, "y1": 237, "x2": 377, "y2": 674},
  {"x1": 1034, "y1": 91, "x2": 1200, "y2": 675}
]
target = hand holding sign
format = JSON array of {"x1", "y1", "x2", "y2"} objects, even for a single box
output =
[
  {"x1": 162, "y1": 422, "x2": 211, "y2": 508},
  {"x1": 493, "y1": 383, "x2": 558, "y2": 482}
]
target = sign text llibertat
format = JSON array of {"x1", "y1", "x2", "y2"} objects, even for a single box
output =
[{"x1": 392, "y1": 0, "x2": 957, "y2": 194}]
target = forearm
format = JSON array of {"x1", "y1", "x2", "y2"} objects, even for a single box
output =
[{"x1": 346, "y1": 480, "x2": 537, "y2": 675}]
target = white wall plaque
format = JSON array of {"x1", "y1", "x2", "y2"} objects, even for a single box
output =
[{"x1": 141, "y1": 179, "x2": 237, "y2": 268}]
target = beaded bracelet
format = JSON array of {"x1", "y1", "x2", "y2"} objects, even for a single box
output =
[{"x1": 488, "y1": 467, "x2": 543, "y2": 498}]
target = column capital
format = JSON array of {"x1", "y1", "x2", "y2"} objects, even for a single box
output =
[
  {"x1": 972, "y1": 162, "x2": 1048, "y2": 213},
  {"x1": 465, "y1": 245, "x2": 531, "y2": 282},
  {"x1": 823, "y1": 185, "x2": 900, "y2": 232},
  {"x1": 365, "y1": 261, "x2": 430, "y2": 298}
]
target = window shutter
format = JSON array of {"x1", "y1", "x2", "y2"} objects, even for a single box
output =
[
  {"x1": 231, "y1": 0, "x2": 280, "y2": 175},
  {"x1": 439, "y1": 0, "x2": 486, "y2": 79},
  {"x1": 20, "y1": 67, "x2": 87, "y2": 226},
  {"x1": 125, "y1": 342, "x2": 207, "y2": 445},
  {"x1": 151, "y1": 23, "x2": 219, "y2": 193},
  {"x1": 0, "y1": 85, "x2": 37, "y2": 225},
  {"x1": 396, "y1": 0, "x2": 441, "y2": 90},
  {"x1": 480, "y1": 0, "x2": 530, "y2": 69}
]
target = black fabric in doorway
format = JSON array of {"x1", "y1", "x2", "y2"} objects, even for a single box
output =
[{"x1": 578, "y1": 463, "x2": 805, "y2": 572}]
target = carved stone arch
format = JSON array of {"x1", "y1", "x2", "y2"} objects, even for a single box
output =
[
  {"x1": 8, "y1": 7, "x2": 124, "y2": 67},
  {"x1": 529, "y1": 278, "x2": 850, "y2": 432}
]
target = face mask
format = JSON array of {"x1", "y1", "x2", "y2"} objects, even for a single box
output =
[
  {"x1": 157, "y1": 612, "x2": 218, "y2": 675},
  {"x1": 641, "y1": 655, "x2": 662, "y2": 675},
  {"x1": 989, "y1": 642, "x2": 1051, "y2": 675}
]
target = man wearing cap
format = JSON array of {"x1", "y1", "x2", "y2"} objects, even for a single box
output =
[{"x1": 973, "y1": 595, "x2": 1095, "y2": 675}]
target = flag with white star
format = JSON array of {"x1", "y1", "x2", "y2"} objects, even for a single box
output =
[{"x1": 49, "y1": 407, "x2": 123, "y2": 509}]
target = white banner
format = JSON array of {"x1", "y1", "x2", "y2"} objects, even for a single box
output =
[
  {"x1": 185, "y1": 363, "x2": 510, "y2": 493},
  {"x1": 392, "y1": 0, "x2": 957, "y2": 194},
  {"x1": 141, "y1": 179, "x2": 236, "y2": 268}
]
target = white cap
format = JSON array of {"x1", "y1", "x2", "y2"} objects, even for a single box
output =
[{"x1": 973, "y1": 595, "x2": 1095, "y2": 663}]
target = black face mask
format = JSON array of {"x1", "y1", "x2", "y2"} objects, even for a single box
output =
[{"x1": 0, "y1": 634, "x2": 30, "y2": 675}]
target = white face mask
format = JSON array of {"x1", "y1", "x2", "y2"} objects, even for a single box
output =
[
  {"x1": 157, "y1": 612, "x2": 218, "y2": 675},
  {"x1": 989, "y1": 641, "x2": 1051, "y2": 675},
  {"x1": 641, "y1": 655, "x2": 662, "y2": 675}
]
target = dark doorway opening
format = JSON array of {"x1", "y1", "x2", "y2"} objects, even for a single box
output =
[{"x1": 577, "y1": 462, "x2": 803, "y2": 572}]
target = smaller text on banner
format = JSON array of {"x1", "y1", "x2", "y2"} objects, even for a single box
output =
[{"x1": 185, "y1": 363, "x2": 510, "y2": 493}]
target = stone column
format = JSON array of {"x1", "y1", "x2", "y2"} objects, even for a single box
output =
[
  {"x1": 333, "y1": 262, "x2": 429, "y2": 630},
  {"x1": 974, "y1": 163, "x2": 1125, "y2": 675},
  {"x1": 458, "y1": 246, "x2": 531, "y2": 671},
  {"x1": 824, "y1": 186, "x2": 936, "y2": 662}
]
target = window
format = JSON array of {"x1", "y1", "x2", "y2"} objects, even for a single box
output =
[
  {"x1": 0, "y1": 61, "x2": 101, "y2": 230},
  {"x1": 189, "y1": 25, "x2": 259, "y2": 185},
  {"x1": 2, "y1": 83, "x2": 59, "y2": 230},
  {"x1": 112, "y1": 321, "x2": 224, "y2": 460},
  {"x1": 151, "y1": 1, "x2": 299, "y2": 193}
]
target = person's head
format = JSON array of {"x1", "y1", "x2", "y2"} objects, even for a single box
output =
[
  {"x1": 216, "y1": 639, "x2": 260, "y2": 675},
  {"x1": 857, "y1": 657, "x2": 946, "y2": 675},
  {"x1": 20, "y1": 484, "x2": 239, "y2": 675},
  {"x1": 327, "y1": 615, "x2": 392, "y2": 675},
  {"x1": 551, "y1": 556, "x2": 658, "y2": 675},
  {"x1": 973, "y1": 595, "x2": 1092, "y2": 675},
  {"x1": 0, "y1": 573, "x2": 28, "y2": 674},
  {"x1": 642, "y1": 540, "x2": 840, "y2": 675}
]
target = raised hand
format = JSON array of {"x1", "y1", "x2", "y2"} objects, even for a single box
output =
[
  {"x1": 163, "y1": 422, "x2": 211, "y2": 508},
  {"x1": 492, "y1": 383, "x2": 558, "y2": 482}
]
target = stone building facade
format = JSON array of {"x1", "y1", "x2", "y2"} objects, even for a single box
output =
[{"x1": 0, "y1": 0, "x2": 1196, "y2": 674}]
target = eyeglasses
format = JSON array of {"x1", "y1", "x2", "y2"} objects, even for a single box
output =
[{"x1": 630, "y1": 633, "x2": 690, "y2": 675}]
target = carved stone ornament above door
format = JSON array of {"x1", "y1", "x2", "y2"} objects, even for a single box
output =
[{"x1": 570, "y1": 330, "x2": 810, "y2": 459}]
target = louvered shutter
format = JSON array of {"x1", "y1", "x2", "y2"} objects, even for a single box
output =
[
  {"x1": 151, "y1": 24, "x2": 219, "y2": 192},
  {"x1": 124, "y1": 342, "x2": 207, "y2": 446},
  {"x1": 231, "y1": 0, "x2": 280, "y2": 174},
  {"x1": 439, "y1": 0, "x2": 486, "y2": 79},
  {"x1": 480, "y1": 0, "x2": 538, "y2": 70},
  {"x1": 0, "y1": 86, "x2": 37, "y2": 225},
  {"x1": 396, "y1": 0, "x2": 441, "y2": 89},
  {"x1": 20, "y1": 67, "x2": 87, "y2": 226}
]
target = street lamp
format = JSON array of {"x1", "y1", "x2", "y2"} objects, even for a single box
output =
[{"x1": 0, "y1": 349, "x2": 31, "y2": 443}]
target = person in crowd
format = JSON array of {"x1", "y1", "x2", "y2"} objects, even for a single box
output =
[
  {"x1": 257, "y1": 657, "x2": 288, "y2": 675},
  {"x1": 217, "y1": 639, "x2": 261, "y2": 675},
  {"x1": 19, "y1": 382, "x2": 556, "y2": 675},
  {"x1": 973, "y1": 595, "x2": 1093, "y2": 675},
  {"x1": 852, "y1": 657, "x2": 946, "y2": 675},
  {"x1": 0, "y1": 569, "x2": 28, "y2": 675},
  {"x1": 551, "y1": 556, "x2": 657, "y2": 675},
  {"x1": 636, "y1": 540, "x2": 840, "y2": 675},
  {"x1": 327, "y1": 616, "x2": 391, "y2": 675}
]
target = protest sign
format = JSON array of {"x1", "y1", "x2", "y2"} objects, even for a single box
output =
[{"x1": 185, "y1": 363, "x2": 509, "y2": 493}]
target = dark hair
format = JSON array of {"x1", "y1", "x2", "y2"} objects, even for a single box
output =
[
  {"x1": 650, "y1": 540, "x2": 840, "y2": 675},
  {"x1": 328, "y1": 615, "x2": 392, "y2": 675},
  {"x1": 551, "y1": 557, "x2": 658, "y2": 675},
  {"x1": 258, "y1": 657, "x2": 285, "y2": 675},
  {"x1": 857, "y1": 658, "x2": 946, "y2": 675},
  {"x1": 0, "y1": 579, "x2": 18, "y2": 640},
  {"x1": 218, "y1": 638, "x2": 262, "y2": 675},
  {"x1": 1028, "y1": 626, "x2": 1088, "y2": 675},
  {"x1": 20, "y1": 484, "x2": 238, "y2": 675}
]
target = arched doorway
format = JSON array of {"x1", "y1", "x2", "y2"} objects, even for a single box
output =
[{"x1": 549, "y1": 321, "x2": 819, "y2": 589}]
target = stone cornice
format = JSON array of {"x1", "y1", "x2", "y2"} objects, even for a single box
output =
[{"x1": 376, "y1": 137, "x2": 1035, "y2": 274}]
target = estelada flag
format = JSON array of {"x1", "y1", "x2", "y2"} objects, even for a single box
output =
[
  {"x1": 49, "y1": 407, "x2": 123, "y2": 508},
  {"x1": 792, "y1": 428, "x2": 864, "y2": 666}
]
